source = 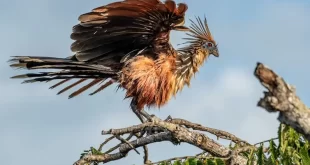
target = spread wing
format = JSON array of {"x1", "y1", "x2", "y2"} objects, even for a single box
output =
[{"x1": 70, "y1": 0, "x2": 188, "y2": 65}]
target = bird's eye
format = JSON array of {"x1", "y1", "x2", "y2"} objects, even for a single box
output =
[{"x1": 203, "y1": 42, "x2": 214, "y2": 49}]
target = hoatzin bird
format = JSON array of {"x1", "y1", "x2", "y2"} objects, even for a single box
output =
[{"x1": 9, "y1": 0, "x2": 219, "y2": 122}]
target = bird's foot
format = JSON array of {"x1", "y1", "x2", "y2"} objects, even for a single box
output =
[
  {"x1": 164, "y1": 115, "x2": 173, "y2": 122},
  {"x1": 139, "y1": 109, "x2": 157, "y2": 123}
]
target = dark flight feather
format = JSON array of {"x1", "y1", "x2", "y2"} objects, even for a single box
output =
[
  {"x1": 49, "y1": 79, "x2": 71, "y2": 89},
  {"x1": 68, "y1": 79, "x2": 103, "y2": 99},
  {"x1": 70, "y1": 0, "x2": 188, "y2": 64},
  {"x1": 57, "y1": 79, "x2": 87, "y2": 95}
]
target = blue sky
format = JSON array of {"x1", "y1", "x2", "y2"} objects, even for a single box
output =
[{"x1": 0, "y1": 0, "x2": 309, "y2": 165}]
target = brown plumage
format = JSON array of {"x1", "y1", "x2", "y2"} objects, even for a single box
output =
[
  {"x1": 120, "y1": 53, "x2": 177, "y2": 110},
  {"x1": 8, "y1": 0, "x2": 219, "y2": 117}
]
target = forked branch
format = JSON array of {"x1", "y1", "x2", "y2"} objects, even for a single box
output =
[
  {"x1": 254, "y1": 62, "x2": 310, "y2": 141},
  {"x1": 73, "y1": 116, "x2": 249, "y2": 165}
]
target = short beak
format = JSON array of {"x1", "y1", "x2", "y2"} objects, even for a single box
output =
[{"x1": 212, "y1": 49, "x2": 219, "y2": 57}]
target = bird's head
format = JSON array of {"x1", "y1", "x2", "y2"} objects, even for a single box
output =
[
  {"x1": 201, "y1": 40, "x2": 219, "y2": 57},
  {"x1": 185, "y1": 16, "x2": 219, "y2": 57}
]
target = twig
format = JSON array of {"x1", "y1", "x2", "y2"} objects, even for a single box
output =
[
  {"x1": 115, "y1": 135, "x2": 140, "y2": 155},
  {"x1": 254, "y1": 137, "x2": 278, "y2": 146},
  {"x1": 105, "y1": 134, "x2": 134, "y2": 154},
  {"x1": 133, "y1": 132, "x2": 151, "y2": 164},
  {"x1": 254, "y1": 62, "x2": 310, "y2": 141},
  {"x1": 143, "y1": 145, "x2": 150, "y2": 164},
  {"x1": 74, "y1": 132, "x2": 173, "y2": 165},
  {"x1": 170, "y1": 118, "x2": 250, "y2": 145},
  {"x1": 98, "y1": 135, "x2": 115, "y2": 151},
  {"x1": 102, "y1": 122, "x2": 152, "y2": 135}
]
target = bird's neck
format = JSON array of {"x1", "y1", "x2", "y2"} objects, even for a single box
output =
[{"x1": 172, "y1": 47, "x2": 209, "y2": 94}]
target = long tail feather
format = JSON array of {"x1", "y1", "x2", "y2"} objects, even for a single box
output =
[
  {"x1": 11, "y1": 70, "x2": 114, "y2": 79},
  {"x1": 57, "y1": 79, "x2": 87, "y2": 95},
  {"x1": 89, "y1": 79, "x2": 114, "y2": 96},
  {"x1": 9, "y1": 56, "x2": 115, "y2": 72},
  {"x1": 49, "y1": 79, "x2": 71, "y2": 89},
  {"x1": 68, "y1": 79, "x2": 103, "y2": 99},
  {"x1": 9, "y1": 55, "x2": 118, "y2": 98}
]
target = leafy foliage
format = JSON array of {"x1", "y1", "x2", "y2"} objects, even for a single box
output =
[
  {"x1": 154, "y1": 123, "x2": 310, "y2": 165},
  {"x1": 242, "y1": 123, "x2": 310, "y2": 165},
  {"x1": 79, "y1": 147, "x2": 103, "y2": 165},
  {"x1": 161, "y1": 158, "x2": 226, "y2": 165}
]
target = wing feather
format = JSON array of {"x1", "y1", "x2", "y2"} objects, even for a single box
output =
[{"x1": 70, "y1": 0, "x2": 188, "y2": 63}]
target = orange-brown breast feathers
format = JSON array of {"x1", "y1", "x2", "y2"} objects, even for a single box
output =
[{"x1": 120, "y1": 54, "x2": 177, "y2": 110}]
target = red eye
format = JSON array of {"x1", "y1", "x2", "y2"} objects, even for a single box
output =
[{"x1": 207, "y1": 43, "x2": 213, "y2": 47}]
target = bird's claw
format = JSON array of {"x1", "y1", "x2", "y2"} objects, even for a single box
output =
[{"x1": 164, "y1": 115, "x2": 173, "y2": 122}]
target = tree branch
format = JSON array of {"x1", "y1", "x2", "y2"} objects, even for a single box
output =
[
  {"x1": 74, "y1": 117, "x2": 248, "y2": 165},
  {"x1": 254, "y1": 62, "x2": 310, "y2": 141},
  {"x1": 170, "y1": 118, "x2": 250, "y2": 146}
]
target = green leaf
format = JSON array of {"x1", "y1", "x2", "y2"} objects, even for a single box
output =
[
  {"x1": 256, "y1": 144, "x2": 265, "y2": 165},
  {"x1": 269, "y1": 140, "x2": 278, "y2": 163},
  {"x1": 90, "y1": 147, "x2": 102, "y2": 155},
  {"x1": 173, "y1": 160, "x2": 182, "y2": 165},
  {"x1": 163, "y1": 161, "x2": 173, "y2": 165},
  {"x1": 183, "y1": 159, "x2": 190, "y2": 165},
  {"x1": 188, "y1": 158, "x2": 197, "y2": 165},
  {"x1": 278, "y1": 124, "x2": 284, "y2": 151},
  {"x1": 300, "y1": 145, "x2": 310, "y2": 164},
  {"x1": 247, "y1": 148, "x2": 255, "y2": 165},
  {"x1": 266, "y1": 157, "x2": 275, "y2": 165},
  {"x1": 282, "y1": 139, "x2": 288, "y2": 154},
  {"x1": 196, "y1": 159, "x2": 204, "y2": 165},
  {"x1": 277, "y1": 124, "x2": 282, "y2": 147},
  {"x1": 159, "y1": 161, "x2": 166, "y2": 165},
  {"x1": 205, "y1": 159, "x2": 215, "y2": 165},
  {"x1": 214, "y1": 158, "x2": 225, "y2": 165}
]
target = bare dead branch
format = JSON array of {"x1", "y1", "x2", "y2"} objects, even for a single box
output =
[
  {"x1": 104, "y1": 118, "x2": 233, "y2": 157},
  {"x1": 98, "y1": 136, "x2": 115, "y2": 151},
  {"x1": 104, "y1": 134, "x2": 134, "y2": 154},
  {"x1": 143, "y1": 145, "x2": 150, "y2": 164},
  {"x1": 254, "y1": 62, "x2": 310, "y2": 141},
  {"x1": 74, "y1": 117, "x2": 249, "y2": 165},
  {"x1": 115, "y1": 135, "x2": 140, "y2": 155},
  {"x1": 170, "y1": 118, "x2": 250, "y2": 145},
  {"x1": 74, "y1": 132, "x2": 173, "y2": 165}
]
